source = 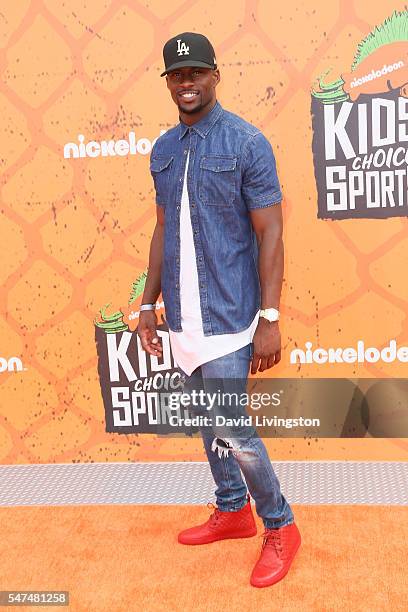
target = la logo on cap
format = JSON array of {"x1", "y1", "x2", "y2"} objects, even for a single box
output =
[{"x1": 176, "y1": 39, "x2": 189, "y2": 56}]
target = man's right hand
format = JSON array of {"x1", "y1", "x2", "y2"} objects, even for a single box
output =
[{"x1": 137, "y1": 310, "x2": 163, "y2": 357}]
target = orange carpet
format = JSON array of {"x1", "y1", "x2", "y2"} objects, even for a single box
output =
[{"x1": 0, "y1": 505, "x2": 407, "y2": 611}]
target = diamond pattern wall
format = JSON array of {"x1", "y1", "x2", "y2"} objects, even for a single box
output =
[{"x1": 1, "y1": 1, "x2": 407, "y2": 464}]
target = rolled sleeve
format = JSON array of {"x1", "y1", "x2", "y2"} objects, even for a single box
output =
[
  {"x1": 241, "y1": 132, "x2": 282, "y2": 210},
  {"x1": 149, "y1": 139, "x2": 165, "y2": 207}
]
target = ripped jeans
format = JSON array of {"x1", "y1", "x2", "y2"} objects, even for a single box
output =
[{"x1": 179, "y1": 343, "x2": 294, "y2": 529}]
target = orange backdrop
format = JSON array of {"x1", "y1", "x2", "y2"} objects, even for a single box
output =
[{"x1": 1, "y1": 0, "x2": 407, "y2": 464}]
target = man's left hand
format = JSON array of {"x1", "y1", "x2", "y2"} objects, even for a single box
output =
[{"x1": 251, "y1": 318, "x2": 281, "y2": 374}]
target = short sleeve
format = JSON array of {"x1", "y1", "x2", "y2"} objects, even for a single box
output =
[
  {"x1": 241, "y1": 132, "x2": 282, "y2": 210},
  {"x1": 149, "y1": 139, "x2": 165, "y2": 207}
]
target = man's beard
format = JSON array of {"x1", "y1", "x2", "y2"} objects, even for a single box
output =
[
  {"x1": 179, "y1": 104, "x2": 203, "y2": 114},
  {"x1": 178, "y1": 100, "x2": 204, "y2": 114},
  {"x1": 178, "y1": 95, "x2": 211, "y2": 115}
]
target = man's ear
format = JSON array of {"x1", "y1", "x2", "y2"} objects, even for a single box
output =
[
  {"x1": 165, "y1": 75, "x2": 170, "y2": 89},
  {"x1": 213, "y1": 69, "x2": 220, "y2": 86}
]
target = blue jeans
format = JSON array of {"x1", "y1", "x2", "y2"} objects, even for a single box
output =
[{"x1": 179, "y1": 343, "x2": 294, "y2": 529}]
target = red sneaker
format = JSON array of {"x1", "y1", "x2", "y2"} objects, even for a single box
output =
[
  {"x1": 178, "y1": 494, "x2": 257, "y2": 545},
  {"x1": 250, "y1": 522, "x2": 301, "y2": 587}
]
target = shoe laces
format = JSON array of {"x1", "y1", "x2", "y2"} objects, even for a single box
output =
[
  {"x1": 207, "y1": 502, "x2": 222, "y2": 524},
  {"x1": 260, "y1": 528, "x2": 284, "y2": 555}
]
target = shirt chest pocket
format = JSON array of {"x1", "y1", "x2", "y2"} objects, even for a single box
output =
[
  {"x1": 199, "y1": 155, "x2": 237, "y2": 206},
  {"x1": 150, "y1": 156, "x2": 174, "y2": 205}
]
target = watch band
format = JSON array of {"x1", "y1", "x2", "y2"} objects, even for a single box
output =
[{"x1": 140, "y1": 303, "x2": 156, "y2": 311}]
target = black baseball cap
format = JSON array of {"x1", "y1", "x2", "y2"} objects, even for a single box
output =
[{"x1": 160, "y1": 32, "x2": 217, "y2": 77}]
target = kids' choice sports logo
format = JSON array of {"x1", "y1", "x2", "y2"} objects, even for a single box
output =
[
  {"x1": 94, "y1": 270, "x2": 193, "y2": 435},
  {"x1": 311, "y1": 10, "x2": 408, "y2": 219}
]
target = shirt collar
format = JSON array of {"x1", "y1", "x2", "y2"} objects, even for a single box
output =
[{"x1": 178, "y1": 100, "x2": 223, "y2": 140}]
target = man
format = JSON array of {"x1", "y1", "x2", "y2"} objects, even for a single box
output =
[{"x1": 137, "y1": 32, "x2": 301, "y2": 588}]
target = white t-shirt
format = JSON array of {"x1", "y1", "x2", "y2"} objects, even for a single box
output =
[{"x1": 169, "y1": 150, "x2": 259, "y2": 376}]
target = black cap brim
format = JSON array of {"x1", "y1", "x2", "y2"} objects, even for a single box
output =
[{"x1": 160, "y1": 60, "x2": 216, "y2": 77}]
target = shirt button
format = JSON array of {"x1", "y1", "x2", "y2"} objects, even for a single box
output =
[
  {"x1": 176, "y1": 205, "x2": 180, "y2": 210},
  {"x1": 198, "y1": 256, "x2": 203, "y2": 262},
  {"x1": 191, "y1": 202, "x2": 195, "y2": 208},
  {"x1": 184, "y1": 150, "x2": 187, "y2": 155},
  {"x1": 176, "y1": 257, "x2": 180, "y2": 263},
  {"x1": 193, "y1": 230, "x2": 198, "y2": 235},
  {"x1": 179, "y1": 178, "x2": 182, "y2": 182},
  {"x1": 175, "y1": 283, "x2": 179, "y2": 288}
]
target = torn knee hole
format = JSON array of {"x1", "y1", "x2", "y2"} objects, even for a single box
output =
[{"x1": 211, "y1": 437, "x2": 239, "y2": 458}]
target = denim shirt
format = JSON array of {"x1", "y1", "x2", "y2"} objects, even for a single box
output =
[{"x1": 149, "y1": 100, "x2": 282, "y2": 335}]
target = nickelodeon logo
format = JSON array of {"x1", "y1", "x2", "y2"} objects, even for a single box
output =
[
  {"x1": 63, "y1": 130, "x2": 167, "y2": 159},
  {"x1": 290, "y1": 340, "x2": 408, "y2": 365},
  {"x1": 349, "y1": 60, "x2": 405, "y2": 90},
  {"x1": 0, "y1": 356, "x2": 25, "y2": 373}
]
